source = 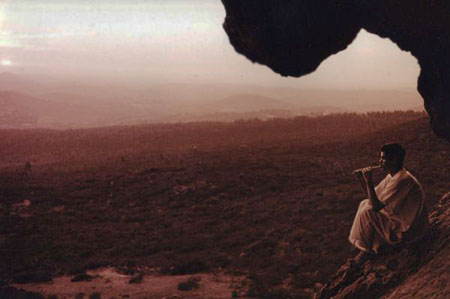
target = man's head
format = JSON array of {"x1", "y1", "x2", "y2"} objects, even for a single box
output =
[{"x1": 379, "y1": 142, "x2": 405, "y2": 172}]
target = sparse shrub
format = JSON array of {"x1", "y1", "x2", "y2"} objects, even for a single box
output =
[
  {"x1": 75, "y1": 293, "x2": 85, "y2": 299},
  {"x1": 69, "y1": 267, "x2": 86, "y2": 275},
  {"x1": 88, "y1": 292, "x2": 101, "y2": 299},
  {"x1": 177, "y1": 276, "x2": 201, "y2": 291},
  {"x1": 84, "y1": 260, "x2": 109, "y2": 270},
  {"x1": 71, "y1": 273, "x2": 94, "y2": 282},
  {"x1": 128, "y1": 273, "x2": 143, "y2": 284},
  {"x1": 247, "y1": 285, "x2": 293, "y2": 299},
  {"x1": 166, "y1": 259, "x2": 208, "y2": 275},
  {"x1": 12, "y1": 271, "x2": 52, "y2": 283}
]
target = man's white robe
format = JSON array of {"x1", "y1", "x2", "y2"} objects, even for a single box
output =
[{"x1": 348, "y1": 169, "x2": 428, "y2": 252}]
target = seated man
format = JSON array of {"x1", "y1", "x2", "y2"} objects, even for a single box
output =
[{"x1": 349, "y1": 142, "x2": 428, "y2": 263}]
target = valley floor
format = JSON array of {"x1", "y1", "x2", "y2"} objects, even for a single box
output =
[{"x1": 1, "y1": 111, "x2": 448, "y2": 297}]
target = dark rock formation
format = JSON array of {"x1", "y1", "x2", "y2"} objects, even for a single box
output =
[
  {"x1": 316, "y1": 193, "x2": 450, "y2": 298},
  {"x1": 221, "y1": 0, "x2": 450, "y2": 141}
]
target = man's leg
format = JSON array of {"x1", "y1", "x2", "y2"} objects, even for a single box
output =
[{"x1": 348, "y1": 199, "x2": 392, "y2": 253}]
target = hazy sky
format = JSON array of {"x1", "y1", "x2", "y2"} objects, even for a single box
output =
[{"x1": 0, "y1": 0, "x2": 420, "y2": 89}]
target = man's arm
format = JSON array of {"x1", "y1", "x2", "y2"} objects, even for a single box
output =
[
  {"x1": 362, "y1": 168, "x2": 385, "y2": 212},
  {"x1": 353, "y1": 171, "x2": 367, "y2": 194}
]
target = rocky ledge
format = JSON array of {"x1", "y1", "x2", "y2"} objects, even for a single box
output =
[{"x1": 317, "y1": 193, "x2": 450, "y2": 298}]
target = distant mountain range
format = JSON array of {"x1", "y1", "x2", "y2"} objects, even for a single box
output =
[
  {"x1": 204, "y1": 94, "x2": 294, "y2": 113},
  {"x1": 0, "y1": 72, "x2": 424, "y2": 128}
]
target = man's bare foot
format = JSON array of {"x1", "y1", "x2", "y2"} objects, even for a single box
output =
[{"x1": 352, "y1": 250, "x2": 375, "y2": 265}]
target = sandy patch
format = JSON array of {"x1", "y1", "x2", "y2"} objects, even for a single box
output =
[{"x1": 12, "y1": 267, "x2": 246, "y2": 299}]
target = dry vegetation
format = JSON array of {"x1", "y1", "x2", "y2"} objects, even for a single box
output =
[{"x1": 0, "y1": 111, "x2": 448, "y2": 297}]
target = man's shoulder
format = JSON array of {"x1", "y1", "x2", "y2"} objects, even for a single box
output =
[
  {"x1": 392, "y1": 170, "x2": 419, "y2": 188},
  {"x1": 404, "y1": 170, "x2": 425, "y2": 195},
  {"x1": 404, "y1": 170, "x2": 421, "y2": 184}
]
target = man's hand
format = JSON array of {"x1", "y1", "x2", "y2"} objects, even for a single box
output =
[
  {"x1": 361, "y1": 167, "x2": 373, "y2": 184},
  {"x1": 360, "y1": 167, "x2": 384, "y2": 212},
  {"x1": 353, "y1": 170, "x2": 366, "y2": 194}
]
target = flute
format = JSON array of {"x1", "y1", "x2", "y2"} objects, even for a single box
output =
[{"x1": 352, "y1": 165, "x2": 381, "y2": 174}]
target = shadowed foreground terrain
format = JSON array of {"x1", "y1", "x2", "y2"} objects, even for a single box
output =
[{"x1": 0, "y1": 111, "x2": 449, "y2": 297}]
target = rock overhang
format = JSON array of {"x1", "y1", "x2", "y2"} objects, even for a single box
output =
[{"x1": 222, "y1": 0, "x2": 450, "y2": 141}]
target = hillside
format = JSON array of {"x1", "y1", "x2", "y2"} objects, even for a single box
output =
[
  {"x1": 0, "y1": 72, "x2": 424, "y2": 128},
  {"x1": 206, "y1": 94, "x2": 294, "y2": 112},
  {"x1": 0, "y1": 91, "x2": 39, "y2": 128},
  {"x1": 0, "y1": 111, "x2": 448, "y2": 298},
  {"x1": 0, "y1": 90, "x2": 125, "y2": 128}
]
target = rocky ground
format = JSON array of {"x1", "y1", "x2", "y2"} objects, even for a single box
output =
[
  {"x1": 318, "y1": 192, "x2": 450, "y2": 298},
  {"x1": 7, "y1": 268, "x2": 248, "y2": 299}
]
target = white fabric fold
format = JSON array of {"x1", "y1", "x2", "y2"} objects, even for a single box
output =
[{"x1": 349, "y1": 169, "x2": 427, "y2": 252}]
